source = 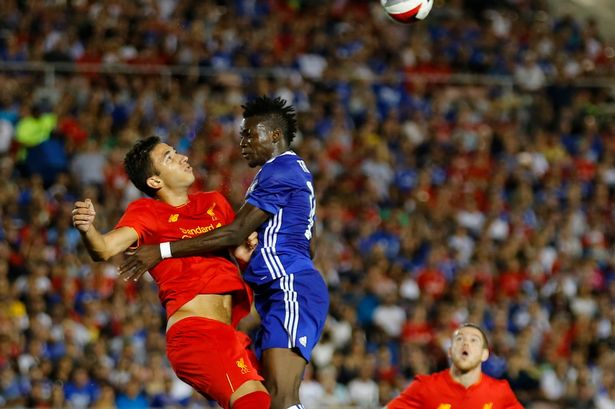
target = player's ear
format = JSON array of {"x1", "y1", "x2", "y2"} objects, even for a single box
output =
[
  {"x1": 271, "y1": 129, "x2": 282, "y2": 143},
  {"x1": 146, "y1": 176, "x2": 163, "y2": 190},
  {"x1": 481, "y1": 348, "x2": 489, "y2": 362}
]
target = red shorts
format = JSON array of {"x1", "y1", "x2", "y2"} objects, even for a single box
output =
[{"x1": 166, "y1": 317, "x2": 263, "y2": 409}]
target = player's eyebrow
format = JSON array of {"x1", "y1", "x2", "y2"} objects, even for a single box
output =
[
  {"x1": 163, "y1": 149, "x2": 173, "y2": 160},
  {"x1": 455, "y1": 332, "x2": 480, "y2": 340}
]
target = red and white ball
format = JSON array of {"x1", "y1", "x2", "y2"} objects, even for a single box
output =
[{"x1": 381, "y1": 0, "x2": 433, "y2": 24}]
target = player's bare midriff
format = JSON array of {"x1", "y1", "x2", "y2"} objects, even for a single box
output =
[{"x1": 166, "y1": 293, "x2": 233, "y2": 332}]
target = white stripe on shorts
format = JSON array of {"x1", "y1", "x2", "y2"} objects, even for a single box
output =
[{"x1": 281, "y1": 274, "x2": 299, "y2": 349}]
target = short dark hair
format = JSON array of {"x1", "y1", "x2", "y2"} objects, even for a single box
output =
[
  {"x1": 242, "y1": 96, "x2": 297, "y2": 144},
  {"x1": 458, "y1": 323, "x2": 489, "y2": 349},
  {"x1": 124, "y1": 136, "x2": 161, "y2": 198}
]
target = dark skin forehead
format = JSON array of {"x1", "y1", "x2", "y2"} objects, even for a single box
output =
[{"x1": 241, "y1": 116, "x2": 273, "y2": 134}]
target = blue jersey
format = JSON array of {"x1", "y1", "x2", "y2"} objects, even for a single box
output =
[{"x1": 243, "y1": 151, "x2": 317, "y2": 285}]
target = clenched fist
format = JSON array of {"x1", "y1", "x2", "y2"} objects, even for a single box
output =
[{"x1": 72, "y1": 199, "x2": 96, "y2": 232}]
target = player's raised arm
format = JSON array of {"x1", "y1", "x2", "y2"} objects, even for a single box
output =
[
  {"x1": 72, "y1": 198, "x2": 139, "y2": 261},
  {"x1": 119, "y1": 202, "x2": 269, "y2": 281}
]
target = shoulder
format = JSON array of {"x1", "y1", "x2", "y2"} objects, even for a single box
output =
[
  {"x1": 265, "y1": 151, "x2": 304, "y2": 170},
  {"x1": 125, "y1": 198, "x2": 155, "y2": 212},
  {"x1": 482, "y1": 375, "x2": 523, "y2": 406},
  {"x1": 190, "y1": 191, "x2": 234, "y2": 215},
  {"x1": 393, "y1": 372, "x2": 441, "y2": 401},
  {"x1": 259, "y1": 153, "x2": 309, "y2": 183},
  {"x1": 482, "y1": 374, "x2": 515, "y2": 392},
  {"x1": 118, "y1": 198, "x2": 157, "y2": 228},
  {"x1": 412, "y1": 370, "x2": 453, "y2": 390},
  {"x1": 409, "y1": 371, "x2": 442, "y2": 387},
  {"x1": 190, "y1": 191, "x2": 226, "y2": 202}
]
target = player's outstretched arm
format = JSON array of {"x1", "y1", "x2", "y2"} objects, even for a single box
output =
[
  {"x1": 72, "y1": 199, "x2": 139, "y2": 262},
  {"x1": 119, "y1": 203, "x2": 269, "y2": 281}
]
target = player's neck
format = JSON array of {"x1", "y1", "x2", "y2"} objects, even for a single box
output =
[
  {"x1": 270, "y1": 144, "x2": 290, "y2": 160},
  {"x1": 157, "y1": 188, "x2": 189, "y2": 207},
  {"x1": 449, "y1": 365, "x2": 482, "y2": 388}
]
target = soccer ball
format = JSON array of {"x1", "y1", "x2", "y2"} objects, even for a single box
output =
[{"x1": 381, "y1": 0, "x2": 433, "y2": 24}]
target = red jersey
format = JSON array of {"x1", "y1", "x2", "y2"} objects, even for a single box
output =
[
  {"x1": 387, "y1": 370, "x2": 524, "y2": 409},
  {"x1": 115, "y1": 191, "x2": 252, "y2": 326}
]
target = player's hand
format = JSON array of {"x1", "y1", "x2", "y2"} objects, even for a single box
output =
[
  {"x1": 233, "y1": 232, "x2": 258, "y2": 265},
  {"x1": 246, "y1": 231, "x2": 258, "y2": 250},
  {"x1": 72, "y1": 199, "x2": 96, "y2": 232},
  {"x1": 118, "y1": 244, "x2": 161, "y2": 282}
]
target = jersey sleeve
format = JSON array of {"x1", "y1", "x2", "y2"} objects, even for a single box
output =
[
  {"x1": 386, "y1": 377, "x2": 425, "y2": 409},
  {"x1": 213, "y1": 191, "x2": 236, "y2": 224},
  {"x1": 246, "y1": 165, "x2": 299, "y2": 215},
  {"x1": 500, "y1": 380, "x2": 525, "y2": 409},
  {"x1": 114, "y1": 200, "x2": 156, "y2": 243}
]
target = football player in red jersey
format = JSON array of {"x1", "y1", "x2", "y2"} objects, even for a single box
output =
[
  {"x1": 72, "y1": 136, "x2": 270, "y2": 409},
  {"x1": 385, "y1": 323, "x2": 524, "y2": 409}
]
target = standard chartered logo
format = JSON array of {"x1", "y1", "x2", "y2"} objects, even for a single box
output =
[{"x1": 179, "y1": 223, "x2": 222, "y2": 238}]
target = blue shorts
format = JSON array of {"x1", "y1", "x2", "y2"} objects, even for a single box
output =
[{"x1": 251, "y1": 270, "x2": 329, "y2": 362}]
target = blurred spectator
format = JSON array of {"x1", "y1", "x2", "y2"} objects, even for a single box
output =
[
  {"x1": 115, "y1": 380, "x2": 149, "y2": 409},
  {"x1": 348, "y1": 358, "x2": 379, "y2": 408},
  {"x1": 63, "y1": 367, "x2": 100, "y2": 409},
  {"x1": 0, "y1": 0, "x2": 612, "y2": 408},
  {"x1": 373, "y1": 291, "x2": 406, "y2": 338}
]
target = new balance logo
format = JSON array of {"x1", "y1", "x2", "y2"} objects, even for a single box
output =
[
  {"x1": 483, "y1": 404, "x2": 493, "y2": 409},
  {"x1": 299, "y1": 336, "x2": 307, "y2": 347},
  {"x1": 168, "y1": 214, "x2": 179, "y2": 222}
]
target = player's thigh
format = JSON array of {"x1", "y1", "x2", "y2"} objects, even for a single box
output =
[
  {"x1": 261, "y1": 347, "x2": 307, "y2": 392},
  {"x1": 166, "y1": 317, "x2": 263, "y2": 409}
]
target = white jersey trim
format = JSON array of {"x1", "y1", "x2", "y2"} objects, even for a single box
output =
[{"x1": 261, "y1": 209, "x2": 287, "y2": 279}]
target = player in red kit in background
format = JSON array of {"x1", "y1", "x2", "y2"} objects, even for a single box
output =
[
  {"x1": 385, "y1": 323, "x2": 524, "y2": 409},
  {"x1": 71, "y1": 136, "x2": 270, "y2": 409}
]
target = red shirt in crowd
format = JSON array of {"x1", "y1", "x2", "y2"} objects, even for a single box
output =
[
  {"x1": 115, "y1": 191, "x2": 252, "y2": 326},
  {"x1": 387, "y1": 369, "x2": 524, "y2": 409},
  {"x1": 417, "y1": 267, "x2": 447, "y2": 300}
]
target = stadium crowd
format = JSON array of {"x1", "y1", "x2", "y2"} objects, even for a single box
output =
[{"x1": 0, "y1": 0, "x2": 614, "y2": 408}]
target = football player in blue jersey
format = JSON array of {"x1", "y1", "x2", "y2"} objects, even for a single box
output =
[{"x1": 120, "y1": 96, "x2": 329, "y2": 409}]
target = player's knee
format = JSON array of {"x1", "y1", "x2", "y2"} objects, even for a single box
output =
[
  {"x1": 269, "y1": 394, "x2": 297, "y2": 409},
  {"x1": 265, "y1": 378, "x2": 301, "y2": 409}
]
